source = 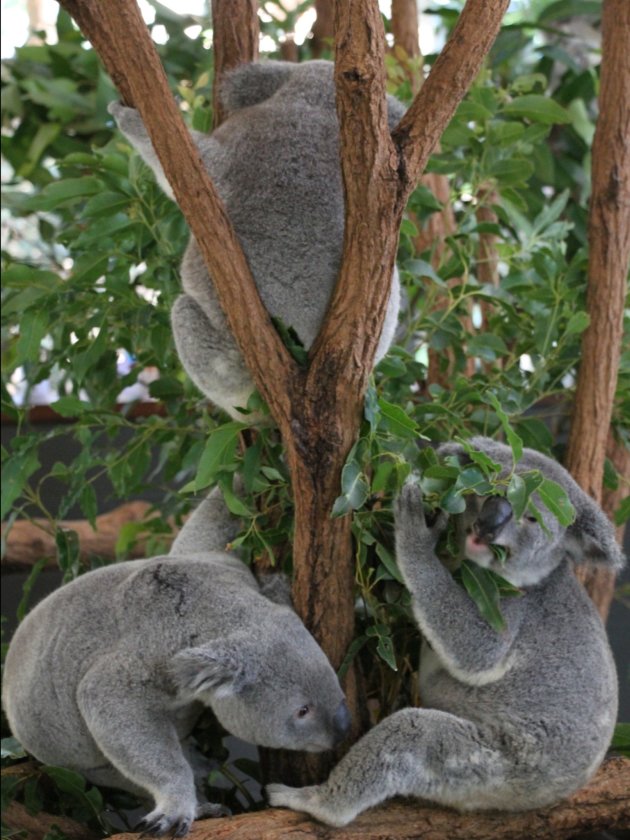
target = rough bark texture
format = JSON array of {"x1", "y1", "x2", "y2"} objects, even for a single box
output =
[
  {"x1": 211, "y1": 0, "x2": 258, "y2": 128},
  {"x1": 577, "y1": 432, "x2": 630, "y2": 620},
  {"x1": 2, "y1": 802, "x2": 100, "y2": 840},
  {"x1": 565, "y1": 0, "x2": 630, "y2": 616},
  {"x1": 57, "y1": 0, "x2": 509, "y2": 786},
  {"x1": 105, "y1": 758, "x2": 630, "y2": 840}
]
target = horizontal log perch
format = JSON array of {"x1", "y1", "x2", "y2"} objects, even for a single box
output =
[
  {"x1": 1, "y1": 502, "x2": 168, "y2": 569},
  {"x1": 108, "y1": 756, "x2": 629, "y2": 840}
]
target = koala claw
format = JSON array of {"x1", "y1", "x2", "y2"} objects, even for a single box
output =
[{"x1": 137, "y1": 811, "x2": 193, "y2": 838}]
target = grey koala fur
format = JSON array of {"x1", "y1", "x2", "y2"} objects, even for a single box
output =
[
  {"x1": 267, "y1": 437, "x2": 623, "y2": 826},
  {"x1": 3, "y1": 486, "x2": 350, "y2": 837},
  {"x1": 109, "y1": 60, "x2": 405, "y2": 420}
]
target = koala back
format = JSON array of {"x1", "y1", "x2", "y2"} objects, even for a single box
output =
[{"x1": 3, "y1": 552, "x2": 347, "y2": 769}]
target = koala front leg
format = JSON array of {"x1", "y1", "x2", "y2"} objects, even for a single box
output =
[
  {"x1": 171, "y1": 293, "x2": 255, "y2": 419},
  {"x1": 268, "y1": 708, "x2": 506, "y2": 826},
  {"x1": 77, "y1": 656, "x2": 200, "y2": 837},
  {"x1": 395, "y1": 483, "x2": 525, "y2": 680}
]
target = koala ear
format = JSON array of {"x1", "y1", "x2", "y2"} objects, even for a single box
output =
[
  {"x1": 220, "y1": 61, "x2": 295, "y2": 114},
  {"x1": 257, "y1": 572, "x2": 294, "y2": 608},
  {"x1": 170, "y1": 641, "x2": 256, "y2": 699},
  {"x1": 565, "y1": 492, "x2": 625, "y2": 570}
]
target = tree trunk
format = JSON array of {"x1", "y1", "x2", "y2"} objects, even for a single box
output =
[
  {"x1": 57, "y1": 0, "x2": 509, "y2": 787},
  {"x1": 211, "y1": 0, "x2": 258, "y2": 128},
  {"x1": 106, "y1": 757, "x2": 630, "y2": 840},
  {"x1": 565, "y1": 0, "x2": 629, "y2": 618}
]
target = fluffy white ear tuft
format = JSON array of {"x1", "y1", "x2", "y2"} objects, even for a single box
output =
[
  {"x1": 566, "y1": 498, "x2": 625, "y2": 570},
  {"x1": 170, "y1": 642, "x2": 252, "y2": 699}
]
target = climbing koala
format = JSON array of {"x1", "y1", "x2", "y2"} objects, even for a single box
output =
[
  {"x1": 109, "y1": 60, "x2": 405, "y2": 419},
  {"x1": 2, "y1": 486, "x2": 351, "y2": 837},
  {"x1": 267, "y1": 437, "x2": 623, "y2": 826}
]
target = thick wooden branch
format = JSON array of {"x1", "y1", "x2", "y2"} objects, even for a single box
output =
[
  {"x1": 393, "y1": 0, "x2": 510, "y2": 195},
  {"x1": 565, "y1": 0, "x2": 629, "y2": 617},
  {"x1": 58, "y1": 0, "x2": 297, "y2": 432},
  {"x1": 107, "y1": 757, "x2": 630, "y2": 840},
  {"x1": 566, "y1": 0, "x2": 630, "y2": 500},
  {"x1": 211, "y1": 0, "x2": 259, "y2": 128},
  {"x1": 311, "y1": 0, "x2": 510, "y2": 402}
]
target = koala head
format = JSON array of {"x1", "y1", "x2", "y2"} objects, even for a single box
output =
[
  {"x1": 170, "y1": 610, "x2": 350, "y2": 752},
  {"x1": 439, "y1": 437, "x2": 625, "y2": 588}
]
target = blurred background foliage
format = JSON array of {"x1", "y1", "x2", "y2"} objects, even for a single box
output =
[{"x1": 1, "y1": 0, "x2": 628, "y2": 832}]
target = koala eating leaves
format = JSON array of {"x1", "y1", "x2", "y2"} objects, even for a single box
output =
[
  {"x1": 267, "y1": 437, "x2": 623, "y2": 826},
  {"x1": 109, "y1": 61, "x2": 405, "y2": 419},
  {"x1": 3, "y1": 486, "x2": 351, "y2": 837}
]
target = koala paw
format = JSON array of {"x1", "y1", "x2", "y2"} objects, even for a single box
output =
[
  {"x1": 137, "y1": 807, "x2": 194, "y2": 838},
  {"x1": 107, "y1": 101, "x2": 144, "y2": 137},
  {"x1": 395, "y1": 480, "x2": 448, "y2": 555},
  {"x1": 266, "y1": 783, "x2": 352, "y2": 828},
  {"x1": 395, "y1": 478, "x2": 425, "y2": 524}
]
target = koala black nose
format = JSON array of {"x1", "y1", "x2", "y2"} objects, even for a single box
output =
[
  {"x1": 332, "y1": 700, "x2": 351, "y2": 744},
  {"x1": 474, "y1": 496, "x2": 513, "y2": 542}
]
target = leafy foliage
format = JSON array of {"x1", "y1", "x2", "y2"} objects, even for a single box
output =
[{"x1": 1, "y1": 0, "x2": 628, "y2": 833}]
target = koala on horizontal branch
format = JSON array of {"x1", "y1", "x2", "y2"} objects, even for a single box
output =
[
  {"x1": 2, "y1": 485, "x2": 350, "y2": 838},
  {"x1": 109, "y1": 60, "x2": 405, "y2": 420},
  {"x1": 268, "y1": 437, "x2": 623, "y2": 827}
]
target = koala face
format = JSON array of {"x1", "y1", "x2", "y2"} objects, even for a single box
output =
[
  {"x1": 458, "y1": 492, "x2": 566, "y2": 587},
  {"x1": 171, "y1": 613, "x2": 350, "y2": 752},
  {"x1": 441, "y1": 436, "x2": 625, "y2": 587}
]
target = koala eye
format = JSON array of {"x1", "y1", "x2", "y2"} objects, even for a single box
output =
[
  {"x1": 296, "y1": 705, "x2": 311, "y2": 719},
  {"x1": 525, "y1": 514, "x2": 538, "y2": 524}
]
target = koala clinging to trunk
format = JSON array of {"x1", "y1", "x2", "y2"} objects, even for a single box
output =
[
  {"x1": 110, "y1": 61, "x2": 405, "y2": 419},
  {"x1": 3, "y1": 486, "x2": 350, "y2": 838},
  {"x1": 268, "y1": 437, "x2": 623, "y2": 826}
]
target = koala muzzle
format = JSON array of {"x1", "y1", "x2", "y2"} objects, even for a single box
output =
[
  {"x1": 332, "y1": 700, "x2": 352, "y2": 744},
  {"x1": 474, "y1": 496, "x2": 513, "y2": 543}
]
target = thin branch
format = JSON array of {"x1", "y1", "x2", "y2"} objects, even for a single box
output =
[{"x1": 211, "y1": 0, "x2": 259, "y2": 128}]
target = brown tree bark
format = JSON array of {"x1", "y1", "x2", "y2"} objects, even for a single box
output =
[
  {"x1": 57, "y1": 0, "x2": 509, "y2": 785},
  {"x1": 106, "y1": 757, "x2": 630, "y2": 840},
  {"x1": 311, "y1": 0, "x2": 335, "y2": 58},
  {"x1": 2, "y1": 802, "x2": 100, "y2": 840},
  {"x1": 211, "y1": 0, "x2": 258, "y2": 128},
  {"x1": 391, "y1": 0, "x2": 419, "y2": 59},
  {"x1": 565, "y1": 0, "x2": 630, "y2": 618}
]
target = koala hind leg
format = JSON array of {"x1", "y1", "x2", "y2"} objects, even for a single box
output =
[
  {"x1": 171, "y1": 293, "x2": 254, "y2": 419},
  {"x1": 77, "y1": 657, "x2": 200, "y2": 836},
  {"x1": 267, "y1": 708, "x2": 508, "y2": 827}
]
